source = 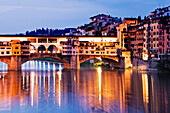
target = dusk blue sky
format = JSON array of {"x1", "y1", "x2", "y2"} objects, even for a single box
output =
[{"x1": 0, "y1": 0, "x2": 169, "y2": 34}]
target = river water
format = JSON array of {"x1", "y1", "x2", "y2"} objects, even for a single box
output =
[{"x1": 0, "y1": 61, "x2": 169, "y2": 113}]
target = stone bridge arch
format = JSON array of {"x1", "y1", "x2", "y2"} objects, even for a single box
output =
[
  {"x1": 21, "y1": 54, "x2": 70, "y2": 69},
  {"x1": 79, "y1": 55, "x2": 119, "y2": 64},
  {"x1": 79, "y1": 55, "x2": 125, "y2": 68},
  {"x1": 0, "y1": 56, "x2": 11, "y2": 66}
]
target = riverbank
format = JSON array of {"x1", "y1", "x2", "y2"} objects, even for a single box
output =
[{"x1": 132, "y1": 58, "x2": 158, "y2": 71}]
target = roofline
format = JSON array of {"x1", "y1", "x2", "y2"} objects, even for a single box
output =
[{"x1": 0, "y1": 35, "x2": 117, "y2": 38}]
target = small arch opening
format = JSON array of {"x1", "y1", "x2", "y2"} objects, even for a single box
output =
[
  {"x1": 48, "y1": 45, "x2": 58, "y2": 53},
  {"x1": 38, "y1": 45, "x2": 46, "y2": 53}
]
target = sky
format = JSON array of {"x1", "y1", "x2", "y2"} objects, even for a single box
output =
[{"x1": 0, "y1": 0, "x2": 169, "y2": 34}]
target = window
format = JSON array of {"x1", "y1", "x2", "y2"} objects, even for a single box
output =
[
  {"x1": 1, "y1": 52, "x2": 4, "y2": 54},
  {"x1": 86, "y1": 51, "x2": 88, "y2": 53},
  {"x1": 17, "y1": 52, "x2": 19, "y2": 54},
  {"x1": 15, "y1": 47, "x2": 19, "y2": 49},
  {"x1": 6, "y1": 51, "x2": 10, "y2": 54}
]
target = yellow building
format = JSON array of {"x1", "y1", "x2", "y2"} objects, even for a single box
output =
[
  {"x1": 10, "y1": 40, "x2": 21, "y2": 55},
  {"x1": 117, "y1": 23, "x2": 128, "y2": 49}
]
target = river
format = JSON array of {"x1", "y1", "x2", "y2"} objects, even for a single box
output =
[{"x1": 0, "y1": 61, "x2": 169, "y2": 113}]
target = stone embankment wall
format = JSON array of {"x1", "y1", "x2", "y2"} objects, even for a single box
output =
[{"x1": 132, "y1": 58, "x2": 158, "y2": 70}]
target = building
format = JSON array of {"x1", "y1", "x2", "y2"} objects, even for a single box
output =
[
  {"x1": 116, "y1": 18, "x2": 138, "y2": 50},
  {"x1": 143, "y1": 6, "x2": 170, "y2": 60},
  {"x1": 0, "y1": 41, "x2": 12, "y2": 56},
  {"x1": 21, "y1": 41, "x2": 30, "y2": 56},
  {"x1": 10, "y1": 40, "x2": 21, "y2": 55},
  {"x1": 67, "y1": 14, "x2": 121, "y2": 36}
]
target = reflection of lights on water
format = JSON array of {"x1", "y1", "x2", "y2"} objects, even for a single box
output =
[
  {"x1": 59, "y1": 63, "x2": 62, "y2": 71},
  {"x1": 53, "y1": 69, "x2": 56, "y2": 96},
  {"x1": 97, "y1": 67, "x2": 102, "y2": 103},
  {"x1": 43, "y1": 62, "x2": 45, "y2": 70},
  {"x1": 58, "y1": 63, "x2": 62, "y2": 107},
  {"x1": 2, "y1": 75, "x2": 4, "y2": 86},
  {"x1": 36, "y1": 61, "x2": 38, "y2": 69},
  {"x1": 53, "y1": 63, "x2": 56, "y2": 70},
  {"x1": 39, "y1": 61, "x2": 41, "y2": 70},
  {"x1": 30, "y1": 72, "x2": 35, "y2": 107},
  {"x1": 0, "y1": 75, "x2": 5, "y2": 86},
  {"x1": 23, "y1": 75, "x2": 25, "y2": 89},
  {"x1": 3, "y1": 63, "x2": 5, "y2": 70},
  {"x1": 48, "y1": 71, "x2": 50, "y2": 93},
  {"x1": 48, "y1": 62, "x2": 50, "y2": 70},
  {"x1": 43, "y1": 70, "x2": 45, "y2": 89},
  {"x1": 74, "y1": 75, "x2": 76, "y2": 82},
  {"x1": 142, "y1": 74, "x2": 149, "y2": 103},
  {"x1": 39, "y1": 72, "x2": 41, "y2": 92}
]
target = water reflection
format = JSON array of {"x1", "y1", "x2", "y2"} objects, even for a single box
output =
[{"x1": 0, "y1": 61, "x2": 170, "y2": 113}]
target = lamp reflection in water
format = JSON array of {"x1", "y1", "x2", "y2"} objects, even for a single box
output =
[
  {"x1": 97, "y1": 67, "x2": 102, "y2": 103},
  {"x1": 30, "y1": 71, "x2": 35, "y2": 107},
  {"x1": 36, "y1": 60, "x2": 38, "y2": 70},
  {"x1": 53, "y1": 63, "x2": 56, "y2": 99},
  {"x1": 58, "y1": 63, "x2": 62, "y2": 107},
  {"x1": 48, "y1": 62, "x2": 50, "y2": 70},
  {"x1": 142, "y1": 74, "x2": 149, "y2": 103},
  {"x1": 43, "y1": 61, "x2": 45, "y2": 70}
]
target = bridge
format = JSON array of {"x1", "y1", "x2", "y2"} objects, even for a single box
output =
[{"x1": 0, "y1": 36, "x2": 132, "y2": 71}]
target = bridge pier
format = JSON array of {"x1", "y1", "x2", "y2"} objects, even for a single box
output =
[
  {"x1": 63, "y1": 63, "x2": 70, "y2": 69},
  {"x1": 70, "y1": 55, "x2": 80, "y2": 69},
  {"x1": 8, "y1": 56, "x2": 22, "y2": 71}
]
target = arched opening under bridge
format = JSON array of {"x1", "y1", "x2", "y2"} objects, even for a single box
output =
[
  {"x1": 80, "y1": 56, "x2": 120, "y2": 68},
  {"x1": 21, "y1": 54, "x2": 70, "y2": 70},
  {"x1": 38, "y1": 45, "x2": 46, "y2": 53},
  {"x1": 22, "y1": 57, "x2": 64, "y2": 71},
  {"x1": 0, "y1": 61, "x2": 8, "y2": 71},
  {"x1": 48, "y1": 45, "x2": 58, "y2": 53}
]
